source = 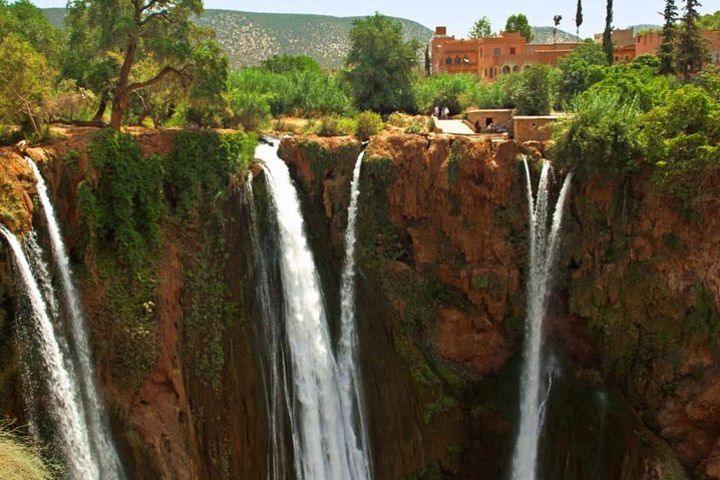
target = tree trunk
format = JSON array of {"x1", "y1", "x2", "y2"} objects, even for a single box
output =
[
  {"x1": 92, "y1": 91, "x2": 109, "y2": 123},
  {"x1": 110, "y1": 40, "x2": 137, "y2": 129}
]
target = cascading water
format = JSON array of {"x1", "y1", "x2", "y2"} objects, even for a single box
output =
[
  {"x1": 26, "y1": 158, "x2": 124, "y2": 476},
  {"x1": 26, "y1": 158, "x2": 125, "y2": 479},
  {"x1": 254, "y1": 140, "x2": 371, "y2": 480},
  {"x1": 510, "y1": 158, "x2": 573, "y2": 480},
  {"x1": 0, "y1": 225, "x2": 98, "y2": 479},
  {"x1": 244, "y1": 170, "x2": 293, "y2": 480},
  {"x1": 337, "y1": 151, "x2": 372, "y2": 480}
]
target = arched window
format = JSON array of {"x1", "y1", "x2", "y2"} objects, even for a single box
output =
[
  {"x1": 513, "y1": 65, "x2": 521, "y2": 72},
  {"x1": 502, "y1": 65, "x2": 511, "y2": 75}
]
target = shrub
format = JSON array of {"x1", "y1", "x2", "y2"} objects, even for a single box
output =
[
  {"x1": 510, "y1": 64, "x2": 557, "y2": 116},
  {"x1": 309, "y1": 115, "x2": 357, "y2": 137},
  {"x1": 583, "y1": 64, "x2": 674, "y2": 112},
  {"x1": 552, "y1": 91, "x2": 641, "y2": 180},
  {"x1": 557, "y1": 43, "x2": 608, "y2": 106},
  {"x1": 355, "y1": 111, "x2": 383, "y2": 140},
  {"x1": 414, "y1": 74, "x2": 482, "y2": 115},
  {"x1": 225, "y1": 89, "x2": 271, "y2": 131}
]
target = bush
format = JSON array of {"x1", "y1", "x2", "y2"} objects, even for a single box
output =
[
  {"x1": 225, "y1": 90, "x2": 271, "y2": 131},
  {"x1": 583, "y1": 64, "x2": 674, "y2": 112},
  {"x1": 306, "y1": 115, "x2": 357, "y2": 137},
  {"x1": 355, "y1": 111, "x2": 383, "y2": 140},
  {"x1": 552, "y1": 91, "x2": 641, "y2": 180},
  {"x1": 510, "y1": 64, "x2": 557, "y2": 116},
  {"x1": 557, "y1": 43, "x2": 608, "y2": 106},
  {"x1": 640, "y1": 85, "x2": 720, "y2": 209},
  {"x1": 414, "y1": 74, "x2": 482, "y2": 115}
]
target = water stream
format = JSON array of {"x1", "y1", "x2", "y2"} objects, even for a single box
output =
[{"x1": 510, "y1": 158, "x2": 573, "y2": 480}]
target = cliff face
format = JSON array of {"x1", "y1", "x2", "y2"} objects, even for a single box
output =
[
  {"x1": 1, "y1": 127, "x2": 719, "y2": 479},
  {"x1": 280, "y1": 132, "x2": 720, "y2": 479}
]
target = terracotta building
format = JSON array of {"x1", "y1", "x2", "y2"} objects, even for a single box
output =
[
  {"x1": 635, "y1": 30, "x2": 720, "y2": 66},
  {"x1": 431, "y1": 26, "x2": 720, "y2": 80},
  {"x1": 430, "y1": 27, "x2": 581, "y2": 81}
]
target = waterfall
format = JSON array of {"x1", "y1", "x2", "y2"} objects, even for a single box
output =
[
  {"x1": 254, "y1": 140, "x2": 371, "y2": 480},
  {"x1": 337, "y1": 151, "x2": 372, "y2": 480},
  {"x1": 510, "y1": 158, "x2": 573, "y2": 480},
  {"x1": 26, "y1": 158, "x2": 125, "y2": 478},
  {"x1": 0, "y1": 225, "x2": 99, "y2": 479},
  {"x1": 244, "y1": 170, "x2": 294, "y2": 480}
]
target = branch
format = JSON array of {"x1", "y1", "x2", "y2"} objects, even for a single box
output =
[
  {"x1": 140, "y1": 9, "x2": 169, "y2": 25},
  {"x1": 139, "y1": 0, "x2": 161, "y2": 14},
  {"x1": 127, "y1": 66, "x2": 189, "y2": 92}
]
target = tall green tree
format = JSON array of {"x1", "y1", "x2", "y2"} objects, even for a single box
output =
[
  {"x1": 469, "y1": 16, "x2": 492, "y2": 38},
  {"x1": 0, "y1": 33, "x2": 54, "y2": 137},
  {"x1": 676, "y1": 0, "x2": 709, "y2": 77},
  {"x1": 698, "y1": 10, "x2": 720, "y2": 29},
  {"x1": 505, "y1": 14, "x2": 533, "y2": 42},
  {"x1": 344, "y1": 13, "x2": 418, "y2": 113},
  {"x1": 575, "y1": 0, "x2": 584, "y2": 38},
  {"x1": 603, "y1": 0, "x2": 615, "y2": 64},
  {"x1": 66, "y1": 0, "x2": 227, "y2": 128},
  {"x1": 659, "y1": 0, "x2": 679, "y2": 74},
  {"x1": 0, "y1": 0, "x2": 62, "y2": 65}
]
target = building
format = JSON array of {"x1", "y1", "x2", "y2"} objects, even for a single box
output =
[
  {"x1": 635, "y1": 29, "x2": 720, "y2": 66},
  {"x1": 431, "y1": 25, "x2": 720, "y2": 81},
  {"x1": 430, "y1": 27, "x2": 582, "y2": 81}
]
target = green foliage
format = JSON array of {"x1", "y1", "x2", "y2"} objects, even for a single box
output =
[
  {"x1": 557, "y1": 43, "x2": 608, "y2": 105},
  {"x1": 583, "y1": 63, "x2": 674, "y2": 112},
  {"x1": 552, "y1": 91, "x2": 641, "y2": 181},
  {"x1": 226, "y1": 67, "x2": 351, "y2": 119},
  {"x1": 165, "y1": 131, "x2": 256, "y2": 389},
  {"x1": 675, "y1": 0, "x2": 709, "y2": 76},
  {"x1": 505, "y1": 13, "x2": 533, "y2": 42},
  {"x1": 355, "y1": 111, "x2": 383, "y2": 141},
  {"x1": 509, "y1": 65, "x2": 557, "y2": 116},
  {"x1": 698, "y1": 10, "x2": 720, "y2": 30},
  {"x1": 0, "y1": 0, "x2": 62, "y2": 66},
  {"x1": 225, "y1": 89, "x2": 271, "y2": 131},
  {"x1": 603, "y1": 0, "x2": 615, "y2": 64},
  {"x1": 344, "y1": 13, "x2": 418, "y2": 113},
  {"x1": 260, "y1": 54, "x2": 321, "y2": 74},
  {"x1": 0, "y1": 33, "x2": 54, "y2": 139},
  {"x1": 79, "y1": 130, "x2": 165, "y2": 388},
  {"x1": 414, "y1": 73, "x2": 513, "y2": 114},
  {"x1": 640, "y1": 84, "x2": 720, "y2": 209},
  {"x1": 685, "y1": 285, "x2": 720, "y2": 341},
  {"x1": 659, "y1": 0, "x2": 679, "y2": 74},
  {"x1": 306, "y1": 115, "x2": 357, "y2": 137},
  {"x1": 469, "y1": 16, "x2": 491, "y2": 38},
  {"x1": 402, "y1": 463, "x2": 451, "y2": 480},
  {"x1": 422, "y1": 396, "x2": 458, "y2": 424}
]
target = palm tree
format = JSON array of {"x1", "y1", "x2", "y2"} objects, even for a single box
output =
[{"x1": 553, "y1": 15, "x2": 563, "y2": 44}]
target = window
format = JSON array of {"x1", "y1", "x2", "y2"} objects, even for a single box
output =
[
  {"x1": 493, "y1": 48, "x2": 501, "y2": 57},
  {"x1": 454, "y1": 56, "x2": 462, "y2": 64},
  {"x1": 510, "y1": 47, "x2": 516, "y2": 55},
  {"x1": 445, "y1": 56, "x2": 453, "y2": 65}
]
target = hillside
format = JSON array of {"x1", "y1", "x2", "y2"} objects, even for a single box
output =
[
  {"x1": 42, "y1": 8, "x2": 433, "y2": 69},
  {"x1": 530, "y1": 26, "x2": 580, "y2": 44}
]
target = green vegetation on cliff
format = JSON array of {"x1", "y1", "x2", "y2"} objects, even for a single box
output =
[{"x1": 78, "y1": 129, "x2": 256, "y2": 389}]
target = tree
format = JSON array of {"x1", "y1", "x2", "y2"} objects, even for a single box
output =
[
  {"x1": 261, "y1": 54, "x2": 321, "y2": 74},
  {"x1": 0, "y1": 0, "x2": 62, "y2": 65},
  {"x1": 505, "y1": 14, "x2": 533, "y2": 43},
  {"x1": 603, "y1": 0, "x2": 615, "y2": 64},
  {"x1": 659, "y1": 0, "x2": 679, "y2": 74},
  {"x1": 676, "y1": 0, "x2": 709, "y2": 77},
  {"x1": 344, "y1": 13, "x2": 418, "y2": 113},
  {"x1": 67, "y1": 0, "x2": 227, "y2": 129},
  {"x1": 424, "y1": 45, "x2": 431, "y2": 76},
  {"x1": 510, "y1": 64, "x2": 556, "y2": 115},
  {"x1": 469, "y1": 16, "x2": 492, "y2": 38},
  {"x1": 553, "y1": 15, "x2": 563, "y2": 44},
  {"x1": 0, "y1": 33, "x2": 54, "y2": 137},
  {"x1": 575, "y1": 0, "x2": 584, "y2": 38},
  {"x1": 698, "y1": 10, "x2": 720, "y2": 29},
  {"x1": 557, "y1": 43, "x2": 608, "y2": 105}
]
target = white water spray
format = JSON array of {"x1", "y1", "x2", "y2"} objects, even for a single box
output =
[
  {"x1": 254, "y1": 140, "x2": 371, "y2": 480},
  {"x1": 26, "y1": 158, "x2": 125, "y2": 478},
  {"x1": 338, "y1": 151, "x2": 372, "y2": 480},
  {"x1": 510, "y1": 158, "x2": 573, "y2": 480},
  {"x1": 0, "y1": 225, "x2": 99, "y2": 479}
]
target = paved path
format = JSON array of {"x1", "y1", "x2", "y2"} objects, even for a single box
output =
[{"x1": 433, "y1": 117, "x2": 476, "y2": 135}]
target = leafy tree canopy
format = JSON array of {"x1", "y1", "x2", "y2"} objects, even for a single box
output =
[
  {"x1": 469, "y1": 16, "x2": 492, "y2": 38},
  {"x1": 344, "y1": 13, "x2": 418, "y2": 113},
  {"x1": 261, "y1": 54, "x2": 322, "y2": 74},
  {"x1": 698, "y1": 10, "x2": 720, "y2": 29},
  {"x1": 505, "y1": 13, "x2": 533, "y2": 42},
  {"x1": 0, "y1": 0, "x2": 62, "y2": 65}
]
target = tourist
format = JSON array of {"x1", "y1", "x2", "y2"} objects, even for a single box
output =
[
  {"x1": 443, "y1": 106, "x2": 450, "y2": 119},
  {"x1": 433, "y1": 106, "x2": 440, "y2": 118}
]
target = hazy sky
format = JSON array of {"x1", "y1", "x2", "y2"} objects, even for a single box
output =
[{"x1": 34, "y1": 0, "x2": 720, "y2": 38}]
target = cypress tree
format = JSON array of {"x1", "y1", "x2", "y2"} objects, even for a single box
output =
[
  {"x1": 603, "y1": 0, "x2": 614, "y2": 64},
  {"x1": 575, "y1": 0, "x2": 584, "y2": 38},
  {"x1": 424, "y1": 45, "x2": 431, "y2": 76},
  {"x1": 659, "y1": 0, "x2": 678, "y2": 74},
  {"x1": 675, "y1": 0, "x2": 709, "y2": 76}
]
